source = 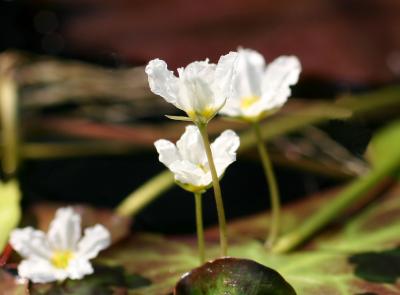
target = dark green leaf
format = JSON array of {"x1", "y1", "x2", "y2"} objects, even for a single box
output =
[
  {"x1": 349, "y1": 248, "x2": 400, "y2": 284},
  {"x1": 30, "y1": 264, "x2": 150, "y2": 295},
  {"x1": 174, "y1": 257, "x2": 296, "y2": 295}
]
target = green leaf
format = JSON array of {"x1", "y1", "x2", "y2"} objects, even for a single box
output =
[
  {"x1": 30, "y1": 264, "x2": 151, "y2": 295},
  {"x1": 0, "y1": 180, "x2": 21, "y2": 252},
  {"x1": 174, "y1": 257, "x2": 296, "y2": 295},
  {"x1": 165, "y1": 115, "x2": 193, "y2": 122},
  {"x1": 349, "y1": 248, "x2": 400, "y2": 284},
  {"x1": 367, "y1": 120, "x2": 400, "y2": 169},
  {"x1": 100, "y1": 181, "x2": 400, "y2": 294}
]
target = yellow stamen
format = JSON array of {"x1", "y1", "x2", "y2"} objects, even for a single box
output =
[
  {"x1": 199, "y1": 107, "x2": 216, "y2": 120},
  {"x1": 241, "y1": 96, "x2": 261, "y2": 109},
  {"x1": 187, "y1": 107, "x2": 216, "y2": 122},
  {"x1": 51, "y1": 250, "x2": 74, "y2": 269}
]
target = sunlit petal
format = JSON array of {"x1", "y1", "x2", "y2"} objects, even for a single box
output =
[
  {"x1": 219, "y1": 49, "x2": 301, "y2": 120},
  {"x1": 214, "y1": 51, "x2": 239, "y2": 100},
  {"x1": 211, "y1": 129, "x2": 240, "y2": 175},
  {"x1": 77, "y1": 224, "x2": 111, "y2": 260},
  {"x1": 10, "y1": 227, "x2": 51, "y2": 260},
  {"x1": 145, "y1": 59, "x2": 179, "y2": 107},
  {"x1": 47, "y1": 207, "x2": 81, "y2": 251},
  {"x1": 154, "y1": 139, "x2": 181, "y2": 168},
  {"x1": 261, "y1": 55, "x2": 301, "y2": 109},
  {"x1": 176, "y1": 125, "x2": 206, "y2": 165},
  {"x1": 146, "y1": 53, "x2": 237, "y2": 123},
  {"x1": 155, "y1": 126, "x2": 239, "y2": 190},
  {"x1": 67, "y1": 257, "x2": 94, "y2": 280},
  {"x1": 18, "y1": 258, "x2": 67, "y2": 283}
]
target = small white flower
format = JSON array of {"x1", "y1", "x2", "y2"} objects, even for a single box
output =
[
  {"x1": 10, "y1": 207, "x2": 111, "y2": 283},
  {"x1": 154, "y1": 125, "x2": 240, "y2": 192},
  {"x1": 145, "y1": 52, "x2": 238, "y2": 123},
  {"x1": 219, "y1": 48, "x2": 301, "y2": 121}
]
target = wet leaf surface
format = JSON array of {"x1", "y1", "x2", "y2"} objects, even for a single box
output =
[
  {"x1": 99, "y1": 182, "x2": 400, "y2": 294},
  {"x1": 174, "y1": 257, "x2": 296, "y2": 295},
  {"x1": 30, "y1": 264, "x2": 151, "y2": 295}
]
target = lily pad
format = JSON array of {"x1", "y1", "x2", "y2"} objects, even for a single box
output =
[
  {"x1": 100, "y1": 181, "x2": 400, "y2": 294},
  {"x1": 30, "y1": 264, "x2": 151, "y2": 295},
  {"x1": 174, "y1": 257, "x2": 296, "y2": 295}
]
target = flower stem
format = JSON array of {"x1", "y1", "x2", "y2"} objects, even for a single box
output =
[
  {"x1": 194, "y1": 192, "x2": 205, "y2": 264},
  {"x1": 252, "y1": 122, "x2": 281, "y2": 248},
  {"x1": 197, "y1": 123, "x2": 228, "y2": 257}
]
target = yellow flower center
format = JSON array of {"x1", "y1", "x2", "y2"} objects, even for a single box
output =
[
  {"x1": 51, "y1": 250, "x2": 74, "y2": 269},
  {"x1": 187, "y1": 107, "x2": 216, "y2": 122},
  {"x1": 241, "y1": 96, "x2": 261, "y2": 109}
]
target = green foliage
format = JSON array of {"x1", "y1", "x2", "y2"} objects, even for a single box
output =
[
  {"x1": 30, "y1": 264, "x2": 150, "y2": 295},
  {"x1": 367, "y1": 120, "x2": 400, "y2": 170},
  {"x1": 349, "y1": 248, "x2": 400, "y2": 284},
  {"x1": 0, "y1": 180, "x2": 21, "y2": 252},
  {"x1": 175, "y1": 257, "x2": 296, "y2": 295}
]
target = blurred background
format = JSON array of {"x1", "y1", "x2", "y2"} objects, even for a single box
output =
[{"x1": 0, "y1": 0, "x2": 399, "y2": 234}]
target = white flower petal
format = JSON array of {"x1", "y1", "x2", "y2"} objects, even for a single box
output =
[
  {"x1": 77, "y1": 224, "x2": 111, "y2": 260},
  {"x1": 145, "y1": 59, "x2": 179, "y2": 107},
  {"x1": 18, "y1": 258, "x2": 67, "y2": 283},
  {"x1": 234, "y1": 48, "x2": 265, "y2": 99},
  {"x1": 220, "y1": 51, "x2": 301, "y2": 120},
  {"x1": 261, "y1": 55, "x2": 301, "y2": 108},
  {"x1": 154, "y1": 139, "x2": 180, "y2": 168},
  {"x1": 177, "y1": 60, "x2": 217, "y2": 114},
  {"x1": 214, "y1": 51, "x2": 239, "y2": 101},
  {"x1": 47, "y1": 207, "x2": 81, "y2": 251},
  {"x1": 66, "y1": 257, "x2": 93, "y2": 280},
  {"x1": 176, "y1": 125, "x2": 206, "y2": 165},
  {"x1": 219, "y1": 49, "x2": 264, "y2": 118},
  {"x1": 211, "y1": 130, "x2": 240, "y2": 175},
  {"x1": 10, "y1": 227, "x2": 51, "y2": 260},
  {"x1": 170, "y1": 160, "x2": 210, "y2": 188}
]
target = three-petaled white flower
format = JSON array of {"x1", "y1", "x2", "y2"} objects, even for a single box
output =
[
  {"x1": 154, "y1": 125, "x2": 240, "y2": 192},
  {"x1": 10, "y1": 207, "x2": 111, "y2": 283},
  {"x1": 219, "y1": 48, "x2": 301, "y2": 122},
  {"x1": 145, "y1": 52, "x2": 238, "y2": 123}
]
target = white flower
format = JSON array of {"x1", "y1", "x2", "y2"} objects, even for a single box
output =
[
  {"x1": 10, "y1": 207, "x2": 111, "y2": 283},
  {"x1": 154, "y1": 125, "x2": 240, "y2": 192},
  {"x1": 145, "y1": 52, "x2": 238, "y2": 123},
  {"x1": 219, "y1": 48, "x2": 301, "y2": 121}
]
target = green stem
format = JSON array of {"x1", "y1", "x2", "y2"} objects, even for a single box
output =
[
  {"x1": 114, "y1": 86, "x2": 400, "y2": 221},
  {"x1": 116, "y1": 170, "x2": 174, "y2": 217},
  {"x1": 252, "y1": 122, "x2": 281, "y2": 247},
  {"x1": 197, "y1": 123, "x2": 228, "y2": 257},
  {"x1": 0, "y1": 69, "x2": 19, "y2": 178},
  {"x1": 194, "y1": 192, "x2": 205, "y2": 264},
  {"x1": 272, "y1": 160, "x2": 398, "y2": 253}
]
